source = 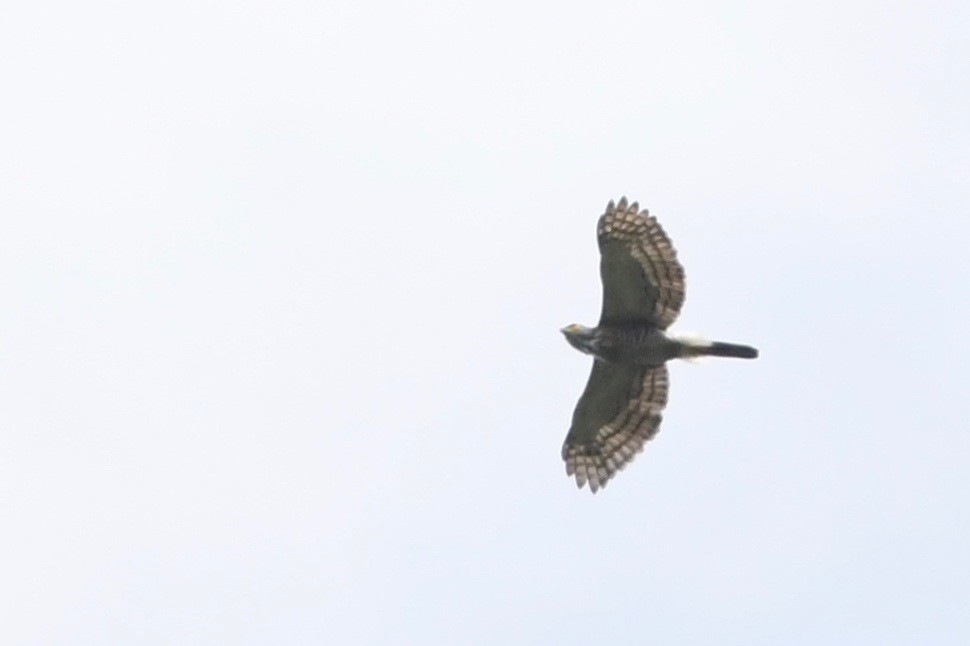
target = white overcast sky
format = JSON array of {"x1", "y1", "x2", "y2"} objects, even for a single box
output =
[{"x1": 2, "y1": 1, "x2": 969, "y2": 644}]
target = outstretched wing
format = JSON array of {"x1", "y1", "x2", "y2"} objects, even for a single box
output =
[
  {"x1": 562, "y1": 361, "x2": 669, "y2": 493},
  {"x1": 597, "y1": 197, "x2": 686, "y2": 329}
]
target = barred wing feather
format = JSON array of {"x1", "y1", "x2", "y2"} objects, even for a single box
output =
[
  {"x1": 562, "y1": 361, "x2": 669, "y2": 493},
  {"x1": 597, "y1": 197, "x2": 686, "y2": 329}
]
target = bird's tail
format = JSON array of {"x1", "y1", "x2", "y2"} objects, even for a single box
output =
[{"x1": 674, "y1": 334, "x2": 759, "y2": 360}]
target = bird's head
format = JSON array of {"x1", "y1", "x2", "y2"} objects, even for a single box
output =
[{"x1": 560, "y1": 324, "x2": 598, "y2": 355}]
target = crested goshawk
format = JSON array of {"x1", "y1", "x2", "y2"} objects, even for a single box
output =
[{"x1": 561, "y1": 197, "x2": 758, "y2": 493}]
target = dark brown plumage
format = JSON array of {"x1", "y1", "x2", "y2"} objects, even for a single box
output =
[{"x1": 561, "y1": 197, "x2": 757, "y2": 493}]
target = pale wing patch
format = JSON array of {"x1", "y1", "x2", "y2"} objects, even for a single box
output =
[
  {"x1": 562, "y1": 364, "x2": 670, "y2": 493},
  {"x1": 598, "y1": 197, "x2": 686, "y2": 329}
]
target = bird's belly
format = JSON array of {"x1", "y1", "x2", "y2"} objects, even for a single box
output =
[
  {"x1": 632, "y1": 331, "x2": 681, "y2": 364},
  {"x1": 597, "y1": 326, "x2": 681, "y2": 366}
]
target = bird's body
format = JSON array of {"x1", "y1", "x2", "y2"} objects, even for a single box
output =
[
  {"x1": 562, "y1": 323, "x2": 682, "y2": 365},
  {"x1": 561, "y1": 197, "x2": 758, "y2": 493}
]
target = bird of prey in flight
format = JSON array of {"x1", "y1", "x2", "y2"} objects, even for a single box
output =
[{"x1": 561, "y1": 197, "x2": 758, "y2": 493}]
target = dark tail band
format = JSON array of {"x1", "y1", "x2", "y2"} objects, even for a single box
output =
[{"x1": 703, "y1": 341, "x2": 759, "y2": 359}]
